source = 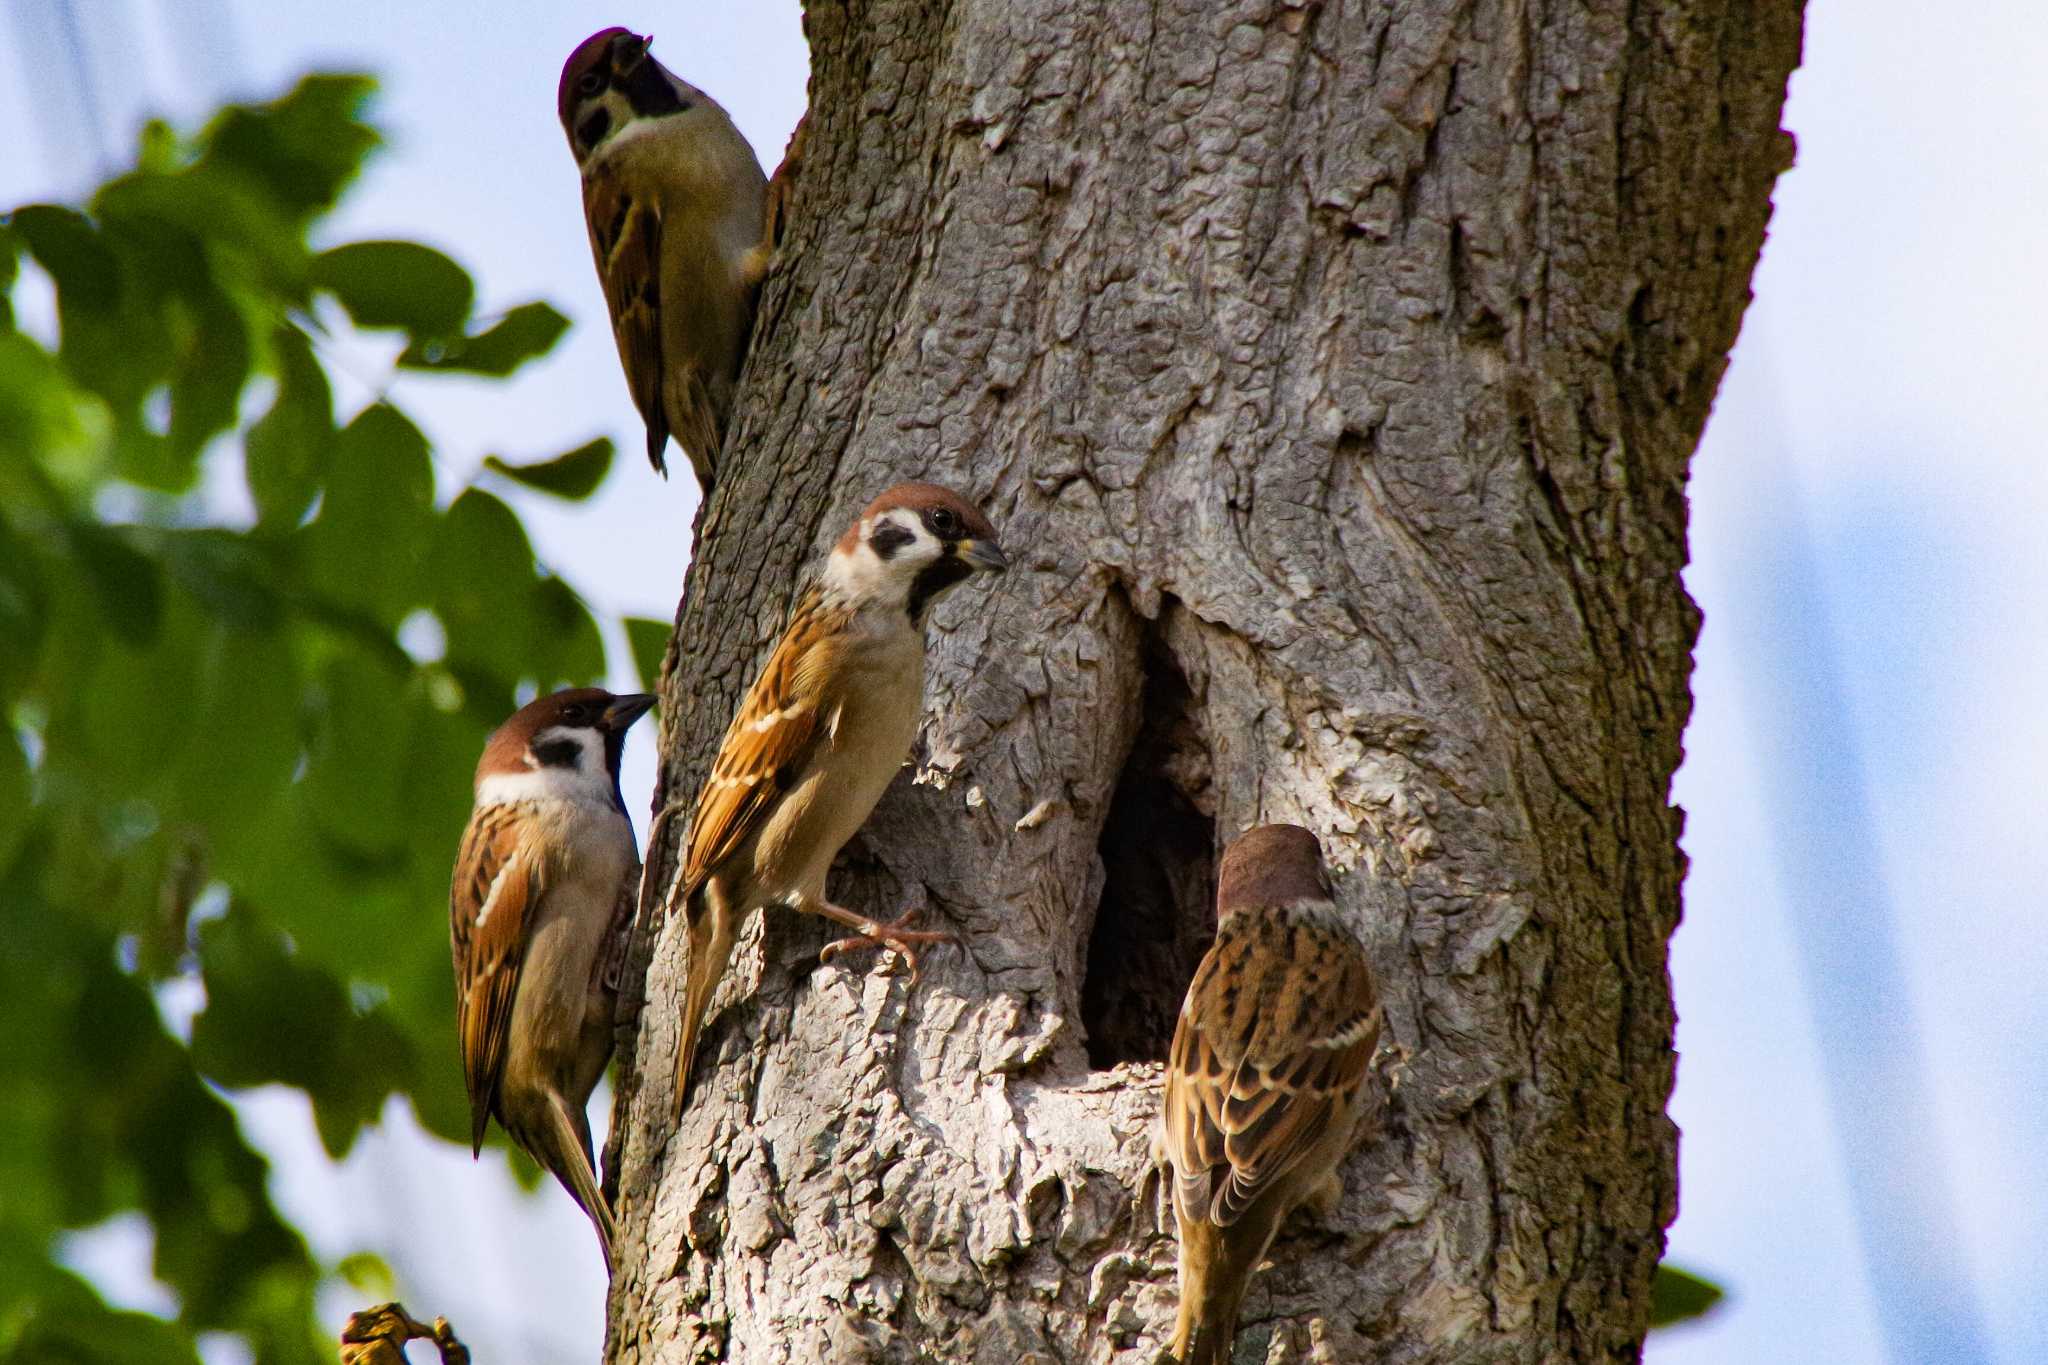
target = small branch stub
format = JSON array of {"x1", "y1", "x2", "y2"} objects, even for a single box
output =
[{"x1": 339, "y1": 1302, "x2": 472, "y2": 1365}]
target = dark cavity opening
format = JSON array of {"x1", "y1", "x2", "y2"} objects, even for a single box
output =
[{"x1": 1081, "y1": 600, "x2": 1217, "y2": 1068}]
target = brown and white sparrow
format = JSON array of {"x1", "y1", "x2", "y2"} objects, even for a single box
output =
[
  {"x1": 449, "y1": 687, "x2": 655, "y2": 1270},
  {"x1": 1160, "y1": 824, "x2": 1382, "y2": 1364},
  {"x1": 661, "y1": 482, "x2": 1008, "y2": 1116},
  {"x1": 558, "y1": 28, "x2": 769, "y2": 488}
]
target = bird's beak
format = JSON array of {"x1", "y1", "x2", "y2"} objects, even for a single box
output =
[
  {"x1": 604, "y1": 693, "x2": 657, "y2": 730},
  {"x1": 957, "y1": 538, "x2": 1009, "y2": 574}
]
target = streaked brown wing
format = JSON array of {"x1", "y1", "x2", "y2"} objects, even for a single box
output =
[
  {"x1": 678, "y1": 588, "x2": 844, "y2": 905},
  {"x1": 1165, "y1": 951, "x2": 1234, "y2": 1218},
  {"x1": 582, "y1": 165, "x2": 669, "y2": 474},
  {"x1": 449, "y1": 802, "x2": 544, "y2": 1154},
  {"x1": 1165, "y1": 912, "x2": 1379, "y2": 1226}
]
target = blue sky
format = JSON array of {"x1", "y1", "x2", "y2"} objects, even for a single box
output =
[{"x1": 6, "y1": 2, "x2": 2044, "y2": 1361}]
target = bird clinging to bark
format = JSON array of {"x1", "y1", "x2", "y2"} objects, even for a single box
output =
[
  {"x1": 558, "y1": 28, "x2": 769, "y2": 488},
  {"x1": 449, "y1": 687, "x2": 654, "y2": 1270},
  {"x1": 1160, "y1": 824, "x2": 1383, "y2": 1364},
  {"x1": 660, "y1": 482, "x2": 1008, "y2": 1118}
]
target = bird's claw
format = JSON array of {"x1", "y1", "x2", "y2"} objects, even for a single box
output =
[{"x1": 818, "y1": 906, "x2": 956, "y2": 983}]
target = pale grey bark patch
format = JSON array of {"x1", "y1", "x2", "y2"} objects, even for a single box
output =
[{"x1": 604, "y1": 0, "x2": 1799, "y2": 1360}]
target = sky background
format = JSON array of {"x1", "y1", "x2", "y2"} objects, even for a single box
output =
[{"x1": 5, "y1": 2, "x2": 2044, "y2": 1362}]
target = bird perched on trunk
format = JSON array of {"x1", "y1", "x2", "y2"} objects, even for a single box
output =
[
  {"x1": 449, "y1": 688, "x2": 655, "y2": 1270},
  {"x1": 558, "y1": 28, "x2": 768, "y2": 488},
  {"x1": 661, "y1": 482, "x2": 1008, "y2": 1118},
  {"x1": 1160, "y1": 824, "x2": 1383, "y2": 1364}
]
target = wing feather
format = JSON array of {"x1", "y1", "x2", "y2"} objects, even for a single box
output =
[
  {"x1": 1163, "y1": 911, "x2": 1379, "y2": 1227},
  {"x1": 678, "y1": 588, "x2": 848, "y2": 905},
  {"x1": 582, "y1": 165, "x2": 669, "y2": 474},
  {"x1": 450, "y1": 803, "x2": 544, "y2": 1154}
]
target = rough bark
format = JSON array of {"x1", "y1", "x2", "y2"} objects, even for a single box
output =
[{"x1": 605, "y1": 0, "x2": 1799, "y2": 1360}]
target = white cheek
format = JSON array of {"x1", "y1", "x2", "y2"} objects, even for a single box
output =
[
  {"x1": 478, "y1": 768, "x2": 574, "y2": 807},
  {"x1": 823, "y1": 519, "x2": 940, "y2": 605},
  {"x1": 478, "y1": 728, "x2": 616, "y2": 808},
  {"x1": 823, "y1": 543, "x2": 887, "y2": 601}
]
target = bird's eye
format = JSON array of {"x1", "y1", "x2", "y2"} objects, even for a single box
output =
[
  {"x1": 929, "y1": 507, "x2": 961, "y2": 538},
  {"x1": 578, "y1": 71, "x2": 604, "y2": 97}
]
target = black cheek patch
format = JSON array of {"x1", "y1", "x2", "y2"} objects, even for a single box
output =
[
  {"x1": 622, "y1": 62, "x2": 688, "y2": 117},
  {"x1": 869, "y1": 524, "x2": 915, "y2": 561},
  {"x1": 578, "y1": 108, "x2": 612, "y2": 150},
  {"x1": 906, "y1": 557, "x2": 973, "y2": 623},
  {"x1": 533, "y1": 738, "x2": 583, "y2": 768}
]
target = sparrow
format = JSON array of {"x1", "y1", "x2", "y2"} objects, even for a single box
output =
[
  {"x1": 558, "y1": 28, "x2": 769, "y2": 488},
  {"x1": 449, "y1": 687, "x2": 655, "y2": 1270},
  {"x1": 662, "y1": 482, "x2": 1008, "y2": 1117},
  {"x1": 1159, "y1": 824, "x2": 1383, "y2": 1364}
]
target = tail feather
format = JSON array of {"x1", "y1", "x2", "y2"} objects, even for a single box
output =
[
  {"x1": 665, "y1": 366, "x2": 724, "y2": 493},
  {"x1": 673, "y1": 884, "x2": 739, "y2": 1120},
  {"x1": 539, "y1": 1092, "x2": 615, "y2": 1274},
  {"x1": 644, "y1": 418, "x2": 669, "y2": 478},
  {"x1": 1168, "y1": 1201, "x2": 1286, "y2": 1365}
]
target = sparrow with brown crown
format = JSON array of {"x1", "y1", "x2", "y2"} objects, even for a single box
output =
[
  {"x1": 449, "y1": 687, "x2": 655, "y2": 1270},
  {"x1": 1160, "y1": 824, "x2": 1383, "y2": 1364},
  {"x1": 558, "y1": 28, "x2": 768, "y2": 488},
  {"x1": 660, "y1": 482, "x2": 1008, "y2": 1118}
]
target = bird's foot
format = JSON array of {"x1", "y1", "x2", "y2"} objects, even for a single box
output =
[
  {"x1": 817, "y1": 904, "x2": 956, "y2": 983},
  {"x1": 1374, "y1": 1039, "x2": 1413, "y2": 1092}
]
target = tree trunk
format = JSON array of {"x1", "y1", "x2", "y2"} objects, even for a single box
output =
[{"x1": 604, "y1": 0, "x2": 1798, "y2": 1360}]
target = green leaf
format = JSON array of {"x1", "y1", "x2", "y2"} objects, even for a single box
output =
[
  {"x1": 164, "y1": 288, "x2": 251, "y2": 465},
  {"x1": 0, "y1": 219, "x2": 19, "y2": 327},
  {"x1": 0, "y1": 725, "x2": 29, "y2": 873},
  {"x1": 9, "y1": 204, "x2": 119, "y2": 310},
  {"x1": 0, "y1": 864, "x2": 322, "y2": 1358},
  {"x1": 0, "y1": 1236, "x2": 204, "y2": 1365},
  {"x1": 526, "y1": 576, "x2": 606, "y2": 689},
  {"x1": 334, "y1": 1251, "x2": 395, "y2": 1301},
  {"x1": 625, "y1": 615, "x2": 673, "y2": 692},
  {"x1": 483, "y1": 435, "x2": 613, "y2": 500},
  {"x1": 63, "y1": 521, "x2": 163, "y2": 646},
  {"x1": 426, "y1": 487, "x2": 535, "y2": 693},
  {"x1": 202, "y1": 74, "x2": 379, "y2": 222},
  {"x1": 1649, "y1": 1263, "x2": 1727, "y2": 1329},
  {"x1": 244, "y1": 325, "x2": 333, "y2": 528},
  {"x1": 310, "y1": 240, "x2": 472, "y2": 339},
  {"x1": 158, "y1": 532, "x2": 286, "y2": 631},
  {"x1": 300, "y1": 404, "x2": 434, "y2": 625},
  {"x1": 300, "y1": 651, "x2": 410, "y2": 860},
  {"x1": 18, "y1": 208, "x2": 178, "y2": 441},
  {"x1": 173, "y1": 620, "x2": 301, "y2": 840},
  {"x1": 0, "y1": 508, "x2": 47, "y2": 696},
  {"x1": 0, "y1": 333, "x2": 89, "y2": 471},
  {"x1": 94, "y1": 163, "x2": 301, "y2": 302},
  {"x1": 189, "y1": 907, "x2": 414, "y2": 1159},
  {"x1": 400, "y1": 300, "x2": 570, "y2": 376}
]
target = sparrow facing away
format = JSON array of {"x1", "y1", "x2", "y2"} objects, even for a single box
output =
[
  {"x1": 450, "y1": 687, "x2": 655, "y2": 1271},
  {"x1": 559, "y1": 28, "x2": 769, "y2": 488},
  {"x1": 661, "y1": 483, "x2": 1008, "y2": 1118},
  {"x1": 1160, "y1": 824, "x2": 1382, "y2": 1364}
]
